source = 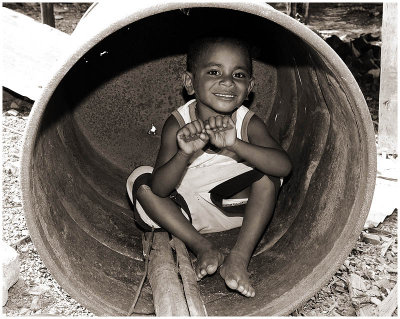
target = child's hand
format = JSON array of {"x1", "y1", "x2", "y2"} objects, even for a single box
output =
[
  {"x1": 205, "y1": 116, "x2": 236, "y2": 149},
  {"x1": 177, "y1": 120, "x2": 209, "y2": 155}
]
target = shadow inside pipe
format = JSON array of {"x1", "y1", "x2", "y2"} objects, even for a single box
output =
[{"x1": 29, "y1": 6, "x2": 367, "y2": 316}]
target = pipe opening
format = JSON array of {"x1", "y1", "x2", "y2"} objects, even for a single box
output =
[{"x1": 24, "y1": 6, "x2": 375, "y2": 316}]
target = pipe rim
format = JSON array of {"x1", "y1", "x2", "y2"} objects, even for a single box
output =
[{"x1": 20, "y1": 1, "x2": 377, "y2": 315}]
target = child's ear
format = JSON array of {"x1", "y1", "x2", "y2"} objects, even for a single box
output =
[
  {"x1": 183, "y1": 71, "x2": 195, "y2": 95},
  {"x1": 247, "y1": 77, "x2": 255, "y2": 96}
]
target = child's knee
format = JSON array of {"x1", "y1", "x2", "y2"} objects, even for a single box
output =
[
  {"x1": 133, "y1": 174, "x2": 153, "y2": 202},
  {"x1": 126, "y1": 166, "x2": 153, "y2": 201},
  {"x1": 253, "y1": 175, "x2": 275, "y2": 196},
  {"x1": 136, "y1": 184, "x2": 152, "y2": 201}
]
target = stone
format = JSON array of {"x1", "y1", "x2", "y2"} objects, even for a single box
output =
[
  {"x1": 10, "y1": 100, "x2": 22, "y2": 110},
  {"x1": 371, "y1": 297, "x2": 382, "y2": 305},
  {"x1": 361, "y1": 233, "x2": 381, "y2": 245},
  {"x1": 2, "y1": 241, "x2": 20, "y2": 306},
  {"x1": 19, "y1": 307, "x2": 31, "y2": 315},
  {"x1": 30, "y1": 295, "x2": 41, "y2": 311},
  {"x1": 29, "y1": 284, "x2": 50, "y2": 296},
  {"x1": 367, "y1": 68, "x2": 380, "y2": 78},
  {"x1": 4, "y1": 161, "x2": 19, "y2": 176},
  {"x1": 6, "y1": 109, "x2": 19, "y2": 116},
  {"x1": 348, "y1": 273, "x2": 367, "y2": 299}
]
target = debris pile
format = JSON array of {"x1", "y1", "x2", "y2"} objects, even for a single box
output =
[
  {"x1": 292, "y1": 211, "x2": 398, "y2": 316},
  {"x1": 325, "y1": 33, "x2": 381, "y2": 131}
]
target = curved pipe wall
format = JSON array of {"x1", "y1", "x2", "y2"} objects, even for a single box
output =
[{"x1": 21, "y1": 2, "x2": 376, "y2": 316}]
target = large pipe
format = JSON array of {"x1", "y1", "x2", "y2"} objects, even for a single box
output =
[{"x1": 21, "y1": 2, "x2": 376, "y2": 316}]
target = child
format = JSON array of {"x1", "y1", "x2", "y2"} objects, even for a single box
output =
[{"x1": 127, "y1": 36, "x2": 292, "y2": 298}]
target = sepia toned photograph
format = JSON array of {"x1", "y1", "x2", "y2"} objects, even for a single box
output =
[{"x1": 2, "y1": 2, "x2": 397, "y2": 316}]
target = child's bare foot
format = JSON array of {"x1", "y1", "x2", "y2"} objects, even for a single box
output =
[
  {"x1": 195, "y1": 247, "x2": 224, "y2": 280},
  {"x1": 219, "y1": 251, "x2": 255, "y2": 297}
]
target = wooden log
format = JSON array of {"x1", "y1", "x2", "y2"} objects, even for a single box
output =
[
  {"x1": 148, "y1": 232, "x2": 189, "y2": 316},
  {"x1": 378, "y1": 2, "x2": 398, "y2": 155},
  {"x1": 40, "y1": 3, "x2": 55, "y2": 27},
  {"x1": 377, "y1": 283, "x2": 398, "y2": 316},
  {"x1": 303, "y1": 3, "x2": 310, "y2": 24},
  {"x1": 172, "y1": 236, "x2": 207, "y2": 316},
  {"x1": 2, "y1": 7, "x2": 70, "y2": 100},
  {"x1": 287, "y1": 3, "x2": 297, "y2": 18}
]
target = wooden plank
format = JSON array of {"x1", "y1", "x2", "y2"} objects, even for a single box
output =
[
  {"x1": 377, "y1": 283, "x2": 397, "y2": 316},
  {"x1": 172, "y1": 236, "x2": 208, "y2": 316},
  {"x1": 303, "y1": 3, "x2": 310, "y2": 24},
  {"x1": 148, "y1": 232, "x2": 189, "y2": 316},
  {"x1": 40, "y1": 3, "x2": 55, "y2": 27},
  {"x1": 378, "y1": 3, "x2": 398, "y2": 155},
  {"x1": 2, "y1": 7, "x2": 70, "y2": 101}
]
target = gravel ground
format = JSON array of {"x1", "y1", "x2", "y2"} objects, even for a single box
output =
[
  {"x1": 2, "y1": 2, "x2": 397, "y2": 317},
  {"x1": 2, "y1": 104, "x2": 94, "y2": 316}
]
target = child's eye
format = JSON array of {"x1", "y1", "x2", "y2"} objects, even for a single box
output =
[
  {"x1": 233, "y1": 72, "x2": 247, "y2": 79},
  {"x1": 207, "y1": 70, "x2": 220, "y2": 76}
]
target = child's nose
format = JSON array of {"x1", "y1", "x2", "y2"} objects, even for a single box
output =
[{"x1": 220, "y1": 74, "x2": 234, "y2": 86}]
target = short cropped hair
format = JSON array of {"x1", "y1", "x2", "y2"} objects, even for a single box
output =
[{"x1": 186, "y1": 36, "x2": 253, "y2": 76}]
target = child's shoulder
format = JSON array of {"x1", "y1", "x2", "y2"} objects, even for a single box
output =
[
  {"x1": 161, "y1": 99, "x2": 196, "y2": 137},
  {"x1": 247, "y1": 113, "x2": 270, "y2": 139},
  {"x1": 246, "y1": 113, "x2": 281, "y2": 148},
  {"x1": 172, "y1": 99, "x2": 196, "y2": 127}
]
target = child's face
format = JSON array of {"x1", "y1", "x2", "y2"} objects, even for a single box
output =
[{"x1": 185, "y1": 42, "x2": 254, "y2": 115}]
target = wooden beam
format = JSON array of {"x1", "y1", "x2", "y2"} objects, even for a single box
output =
[
  {"x1": 147, "y1": 232, "x2": 189, "y2": 316},
  {"x1": 40, "y1": 3, "x2": 55, "y2": 27},
  {"x1": 303, "y1": 3, "x2": 310, "y2": 25},
  {"x1": 172, "y1": 236, "x2": 208, "y2": 316},
  {"x1": 377, "y1": 283, "x2": 397, "y2": 316},
  {"x1": 378, "y1": 3, "x2": 398, "y2": 155},
  {"x1": 2, "y1": 7, "x2": 70, "y2": 100}
]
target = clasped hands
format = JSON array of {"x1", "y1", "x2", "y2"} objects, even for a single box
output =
[{"x1": 177, "y1": 116, "x2": 237, "y2": 155}]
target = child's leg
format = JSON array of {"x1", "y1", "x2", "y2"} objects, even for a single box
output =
[
  {"x1": 219, "y1": 175, "x2": 276, "y2": 297},
  {"x1": 135, "y1": 184, "x2": 224, "y2": 279}
]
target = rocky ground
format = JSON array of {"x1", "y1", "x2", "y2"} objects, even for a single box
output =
[{"x1": 2, "y1": 2, "x2": 397, "y2": 316}]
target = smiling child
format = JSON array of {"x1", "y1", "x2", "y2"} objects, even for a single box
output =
[{"x1": 127, "y1": 36, "x2": 292, "y2": 297}]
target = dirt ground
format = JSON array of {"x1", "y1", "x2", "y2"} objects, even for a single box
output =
[{"x1": 2, "y1": 2, "x2": 397, "y2": 317}]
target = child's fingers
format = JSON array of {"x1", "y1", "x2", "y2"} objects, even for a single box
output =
[
  {"x1": 205, "y1": 128, "x2": 216, "y2": 141},
  {"x1": 179, "y1": 127, "x2": 191, "y2": 139},
  {"x1": 199, "y1": 132, "x2": 209, "y2": 142},
  {"x1": 186, "y1": 123, "x2": 198, "y2": 136},
  {"x1": 208, "y1": 116, "x2": 216, "y2": 130},
  {"x1": 192, "y1": 120, "x2": 203, "y2": 135},
  {"x1": 197, "y1": 119, "x2": 206, "y2": 132},
  {"x1": 222, "y1": 116, "x2": 230, "y2": 128},
  {"x1": 204, "y1": 120, "x2": 210, "y2": 130},
  {"x1": 207, "y1": 116, "x2": 233, "y2": 131},
  {"x1": 215, "y1": 116, "x2": 223, "y2": 129}
]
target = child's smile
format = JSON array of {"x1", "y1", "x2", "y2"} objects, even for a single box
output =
[
  {"x1": 185, "y1": 41, "x2": 254, "y2": 119},
  {"x1": 214, "y1": 93, "x2": 236, "y2": 99}
]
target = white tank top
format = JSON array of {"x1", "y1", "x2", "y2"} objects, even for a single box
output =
[{"x1": 171, "y1": 99, "x2": 255, "y2": 169}]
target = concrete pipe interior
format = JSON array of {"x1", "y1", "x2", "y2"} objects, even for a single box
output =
[{"x1": 21, "y1": 4, "x2": 376, "y2": 316}]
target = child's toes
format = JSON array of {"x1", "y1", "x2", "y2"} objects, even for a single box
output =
[
  {"x1": 225, "y1": 277, "x2": 239, "y2": 290},
  {"x1": 249, "y1": 288, "x2": 255, "y2": 297},
  {"x1": 196, "y1": 266, "x2": 207, "y2": 279},
  {"x1": 242, "y1": 284, "x2": 255, "y2": 298},
  {"x1": 238, "y1": 281, "x2": 249, "y2": 294},
  {"x1": 206, "y1": 264, "x2": 218, "y2": 275}
]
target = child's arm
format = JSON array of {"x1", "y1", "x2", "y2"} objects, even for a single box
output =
[
  {"x1": 233, "y1": 115, "x2": 292, "y2": 177},
  {"x1": 206, "y1": 115, "x2": 292, "y2": 177},
  {"x1": 151, "y1": 116, "x2": 208, "y2": 197}
]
